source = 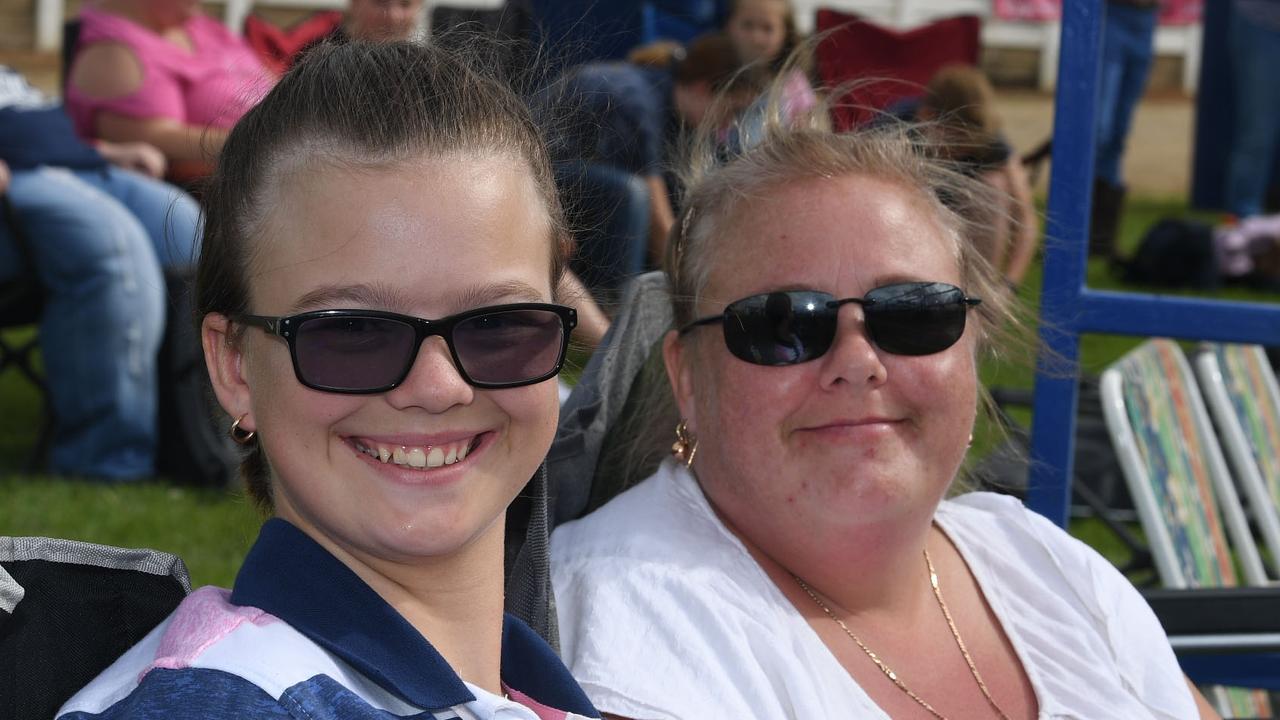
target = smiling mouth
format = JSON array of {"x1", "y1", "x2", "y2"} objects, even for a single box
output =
[{"x1": 351, "y1": 434, "x2": 485, "y2": 470}]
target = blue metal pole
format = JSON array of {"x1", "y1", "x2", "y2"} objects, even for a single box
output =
[{"x1": 1025, "y1": 0, "x2": 1104, "y2": 527}]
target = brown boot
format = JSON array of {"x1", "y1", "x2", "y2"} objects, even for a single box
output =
[{"x1": 1089, "y1": 178, "x2": 1125, "y2": 260}]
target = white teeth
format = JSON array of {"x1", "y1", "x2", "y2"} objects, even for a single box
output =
[
  {"x1": 427, "y1": 447, "x2": 445, "y2": 468},
  {"x1": 358, "y1": 436, "x2": 479, "y2": 469},
  {"x1": 407, "y1": 447, "x2": 427, "y2": 468}
]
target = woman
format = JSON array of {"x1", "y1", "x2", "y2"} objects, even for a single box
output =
[
  {"x1": 58, "y1": 41, "x2": 597, "y2": 719},
  {"x1": 550, "y1": 105, "x2": 1219, "y2": 716},
  {"x1": 67, "y1": 0, "x2": 274, "y2": 178}
]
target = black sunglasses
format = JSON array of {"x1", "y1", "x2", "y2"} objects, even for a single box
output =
[
  {"x1": 236, "y1": 303, "x2": 577, "y2": 393},
  {"x1": 679, "y1": 282, "x2": 980, "y2": 366}
]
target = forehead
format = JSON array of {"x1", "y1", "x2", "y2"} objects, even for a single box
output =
[
  {"x1": 734, "y1": 0, "x2": 786, "y2": 21},
  {"x1": 247, "y1": 152, "x2": 553, "y2": 314},
  {"x1": 702, "y1": 173, "x2": 959, "y2": 303}
]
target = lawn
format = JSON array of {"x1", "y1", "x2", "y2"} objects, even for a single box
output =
[{"x1": 2, "y1": 196, "x2": 1276, "y2": 589}]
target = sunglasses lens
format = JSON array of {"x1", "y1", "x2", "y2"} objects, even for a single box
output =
[
  {"x1": 864, "y1": 283, "x2": 968, "y2": 356},
  {"x1": 294, "y1": 315, "x2": 417, "y2": 391},
  {"x1": 724, "y1": 291, "x2": 835, "y2": 366},
  {"x1": 453, "y1": 308, "x2": 567, "y2": 385}
]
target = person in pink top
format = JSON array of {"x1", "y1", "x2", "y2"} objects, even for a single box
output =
[{"x1": 67, "y1": 0, "x2": 274, "y2": 179}]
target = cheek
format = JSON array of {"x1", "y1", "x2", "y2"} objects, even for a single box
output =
[{"x1": 492, "y1": 383, "x2": 560, "y2": 450}]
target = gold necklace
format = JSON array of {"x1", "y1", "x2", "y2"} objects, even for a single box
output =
[{"x1": 792, "y1": 549, "x2": 1012, "y2": 720}]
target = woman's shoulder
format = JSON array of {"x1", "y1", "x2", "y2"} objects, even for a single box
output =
[
  {"x1": 551, "y1": 462, "x2": 742, "y2": 571},
  {"x1": 56, "y1": 586, "x2": 294, "y2": 718},
  {"x1": 59, "y1": 585, "x2": 412, "y2": 718}
]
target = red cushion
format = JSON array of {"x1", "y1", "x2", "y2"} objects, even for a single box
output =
[
  {"x1": 815, "y1": 10, "x2": 981, "y2": 130},
  {"x1": 243, "y1": 10, "x2": 344, "y2": 74}
]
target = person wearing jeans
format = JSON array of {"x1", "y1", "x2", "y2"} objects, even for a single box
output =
[
  {"x1": 0, "y1": 65, "x2": 201, "y2": 480},
  {"x1": 1091, "y1": 0, "x2": 1159, "y2": 259},
  {"x1": 1224, "y1": 0, "x2": 1280, "y2": 218}
]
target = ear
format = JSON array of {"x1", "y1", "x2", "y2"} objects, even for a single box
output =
[
  {"x1": 662, "y1": 329, "x2": 698, "y2": 430},
  {"x1": 202, "y1": 313, "x2": 254, "y2": 430}
]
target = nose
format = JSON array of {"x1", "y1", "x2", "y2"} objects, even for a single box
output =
[
  {"x1": 385, "y1": 335, "x2": 474, "y2": 413},
  {"x1": 817, "y1": 305, "x2": 887, "y2": 389}
]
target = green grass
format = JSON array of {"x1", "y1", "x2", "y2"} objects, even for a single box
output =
[{"x1": 2, "y1": 196, "x2": 1276, "y2": 589}]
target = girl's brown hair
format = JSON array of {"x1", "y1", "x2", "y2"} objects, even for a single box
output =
[{"x1": 197, "y1": 39, "x2": 571, "y2": 510}]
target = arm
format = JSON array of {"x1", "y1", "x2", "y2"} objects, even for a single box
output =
[
  {"x1": 999, "y1": 156, "x2": 1040, "y2": 287},
  {"x1": 1186, "y1": 677, "x2": 1223, "y2": 720},
  {"x1": 0, "y1": 159, "x2": 10, "y2": 194},
  {"x1": 95, "y1": 140, "x2": 166, "y2": 178},
  {"x1": 95, "y1": 113, "x2": 226, "y2": 167},
  {"x1": 558, "y1": 270, "x2": 611, "y2": 348},
  {"x1": 71, "y1": 42, "x2": 227, "y2": 166}
]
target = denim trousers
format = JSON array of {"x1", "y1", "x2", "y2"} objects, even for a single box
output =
[
  {"x1": 1224, "y1": 11, "x2": 1280, "y2": 217},
  {"x1": 1094, "y1": 3, "x2": 1158, "y2": 187},
  {"x1": 0, "y1": 165, "x2": 201, "y2": 479}
]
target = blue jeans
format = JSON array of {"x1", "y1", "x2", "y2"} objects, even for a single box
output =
[
  {"x1": 1224, "y1": 11, "x2": 1280, "y2": 217},
  {"x1": 1095, "y1": 3, "x2": 1158, "y2": 186},
  {"x1": 0, "y1": 166, "x2": 201, "y2": 479}
]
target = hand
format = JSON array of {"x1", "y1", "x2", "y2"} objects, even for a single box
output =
[
  {"x1": 0, "y1": 159, "x2": 10, "y2": 195},
  {"x1": 97, "y1": 141, "x2": 167, "y2": 178}
]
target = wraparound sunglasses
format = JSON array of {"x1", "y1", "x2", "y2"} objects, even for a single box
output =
[
  {"x1": 236, "y1": 303, "x2": 577, "y2": 393},
  {"x1": 679, "y1": 281, "x2": 981, "y2": 366}
]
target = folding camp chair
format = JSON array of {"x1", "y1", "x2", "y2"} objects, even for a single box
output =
[
  {"x1": 1195, "y1": 343, "x2": 1280, "y2": 575},
  {"x1": 813, "y1": 9, "x2": 981, "y2": 130},
  {"x1": 1100, "y1": 338, "x2": 1276, "y2": 716},
  {"x1": 0, "y1": 537, "x2": 190, "y2": 720}
]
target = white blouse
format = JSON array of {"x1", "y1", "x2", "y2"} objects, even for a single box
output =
[{"x1": 551, "y1": 461, "x2": 1197, "y2": 720}]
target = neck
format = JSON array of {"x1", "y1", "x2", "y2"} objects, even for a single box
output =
[
  {"x1": 717, "y1": 495, "x2": 940, "y2": 619},
  {"x1": 295, "y1": 516, "x2": 508, "y2": 695}
]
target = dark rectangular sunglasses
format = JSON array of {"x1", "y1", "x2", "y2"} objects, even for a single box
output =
[
  {"x1": 236, "y1": 303, "x2": 577, "y2": 393},
  {"x1": 679, "y1": 281, "x2": 980, "y2": 366}
]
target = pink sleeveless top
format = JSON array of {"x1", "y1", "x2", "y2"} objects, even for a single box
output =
[{"x1": 67, "y1": 7, "x2": 274, "y2": 138}]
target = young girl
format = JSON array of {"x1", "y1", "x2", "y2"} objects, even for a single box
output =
[
  {"x1": 57, "y1": 41, "x2": 598, "y2": 720},
  {"x1": 724, "y1": 0, "x2": 816, "y2": 119}
]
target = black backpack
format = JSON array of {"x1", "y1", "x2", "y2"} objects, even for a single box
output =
[
  {"x1": 154, "y1": 270, "x2": 240, "y2": 487},
  {"x1": 1120, "y1": 218, "x2": 1219, "y2": 289}
]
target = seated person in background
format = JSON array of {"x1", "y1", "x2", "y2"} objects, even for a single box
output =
[
  {"x1": 541, "y1": 32, "x2": 760, "y2": 265},
  {"x1": 57, "y1": 41, "x2": 597, "y2": 718},
  {"x1": 916, "y1": 65, "x2": 1039, "y2": 289},
  {"x1": 723, "y1": 0, "x2": 815, "y2": 118},
  {"x1": 337, "y1": 0, "x2": 423, "y2": 42},
  {"x1": 66, "y1": 0, "x2": 275, "y2": 180},
  {"x1": 550, "y1": 86, "x2": 1220, "y2": 718},
  {"x1": 0, "y1": 65, "x2": 201, "y2": 480},
  {"x1": 254, "y1": 0, "x2": 424, "y2": 71}
]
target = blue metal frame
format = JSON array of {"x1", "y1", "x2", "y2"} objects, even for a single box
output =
[
  {"x1": 1025, "y1": 0, "x2": 1280, "y2": 527},
  {"x1": 1025, "y1": 0, "x2": 1280, "y2": 688}
]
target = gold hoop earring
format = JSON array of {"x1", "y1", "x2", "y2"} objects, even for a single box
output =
[
  {"x1": 229, "y1": 413, "x2": 256, "y2": 445},
  {"x1": 671, "y1": 419, "x2": 698, "y2": 467}
]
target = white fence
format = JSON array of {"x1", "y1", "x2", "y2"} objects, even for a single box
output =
[{"x1": 35, "y1": 0, "x2": 1202, "y2": 92}]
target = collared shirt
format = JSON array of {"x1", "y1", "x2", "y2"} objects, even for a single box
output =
[{"x1": 58, "y1": 519, "x2": 598, "y2": 720}]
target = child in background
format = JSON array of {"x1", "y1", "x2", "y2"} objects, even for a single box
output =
[
  {"x1": 917, "y1": 65, "x2": 1039, "y2": 289},
  {"x1": 724, "y1": 0, "x2": 816, "y2": 119}
]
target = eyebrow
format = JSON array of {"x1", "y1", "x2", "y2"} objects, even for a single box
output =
[{"x1": 287, "y1": 279, "x2": 548, "y2": 316}]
